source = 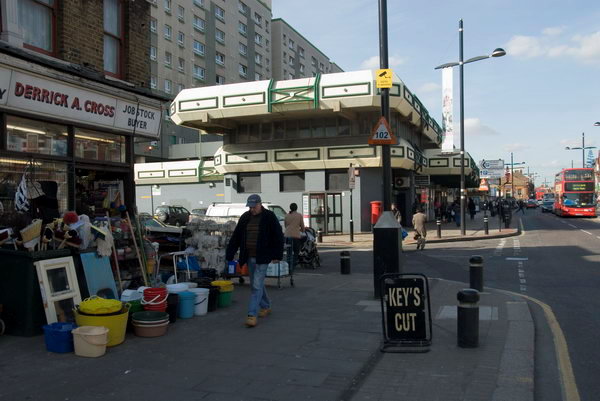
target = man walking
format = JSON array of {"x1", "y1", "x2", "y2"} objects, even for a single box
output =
[
  {"x1": 412, "y1": 208, "x2": 427, "y2": 250},
  {"x1": 226, "y1": 194, "x2": 283, "y2": 327}
]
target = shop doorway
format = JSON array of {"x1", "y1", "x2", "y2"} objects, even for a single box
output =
[
  {"x1": 302, "y1": 192, "x2": 343, "y2": 234},
  {"x1": 75, "y1": 167, "x2": 127, "y2": 217}
]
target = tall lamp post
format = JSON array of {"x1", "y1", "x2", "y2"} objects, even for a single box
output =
[
  {"x1": 565, "y1": 132, "x2": 596, "y2": 168},
  {"x1": 505, "y1": 152, "x2": 525, "y2": 199},
  {"x1": 434, "y1": 19, "x2": 505, "y2": 235}
]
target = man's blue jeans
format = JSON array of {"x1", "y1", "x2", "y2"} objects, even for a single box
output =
[{"x1": 247, "y1": 257, "x2": 270, "y2": 317}]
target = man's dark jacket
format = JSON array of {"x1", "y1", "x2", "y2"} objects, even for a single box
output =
[{"x1": 226, "y1": 207, "x2": 284, "y2": 265}]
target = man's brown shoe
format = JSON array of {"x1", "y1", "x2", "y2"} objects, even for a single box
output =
[
  {"x1": 258, "y1": 308, "x2": 271, "y2": 318},
  {"x1": 245, "y1": 316, "x2": 257, "y2": 327}
]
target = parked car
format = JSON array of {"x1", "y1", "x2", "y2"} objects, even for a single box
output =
[
  {"x1": 188, "y1": 208, "x2": 207, "y2": 223},
  {"x1": 526, "y1": 199, "x2": 538, "y2": 208},
  {"x1": 154, "y1": 205, "x2": 190, "y2": 226},
  {"x1": 204, "y1": 202, "x2": 287, "y2": 229}
]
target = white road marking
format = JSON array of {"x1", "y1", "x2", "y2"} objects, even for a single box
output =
[
  {"x1": 568, "y1": 224, "x2": 577, "y2": 228},
  {"x1": 581, "y1": 230, "x2": 592, "y2": 235},
  {"x1": 506, "y1": 257, "x2": 529, "y2": 261},
  {"x1": 596, "y1": 236, "x2": 600, "y2": 240}
]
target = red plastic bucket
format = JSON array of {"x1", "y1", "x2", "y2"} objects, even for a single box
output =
[{"x1": 142, "y1": 288, "x2": 167, "y2": 312}]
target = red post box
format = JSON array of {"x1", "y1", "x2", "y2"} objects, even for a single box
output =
[{"x1": 370, "y1": 201, "x2": 383, "y2": 225}]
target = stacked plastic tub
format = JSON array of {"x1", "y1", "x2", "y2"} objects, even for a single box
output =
[
  {"x1": 210, "y1": 280, "x2": 234, "y2": 307},
  {"x1": 142, "y1": 288, "x2": 168, "y2": 312}
]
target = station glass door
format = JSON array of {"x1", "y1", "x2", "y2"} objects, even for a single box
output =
[{"x1": 304, "y1": 192, "x2": 343, "y2": 234}]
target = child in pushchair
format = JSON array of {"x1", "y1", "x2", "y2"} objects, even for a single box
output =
[{"x1": 296, "y1": 227, "x2": 320, "y2": 269}]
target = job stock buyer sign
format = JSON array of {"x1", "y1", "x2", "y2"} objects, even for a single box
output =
[{"x1": 0, "y1": 66, "x2": 161, "y2": 138}]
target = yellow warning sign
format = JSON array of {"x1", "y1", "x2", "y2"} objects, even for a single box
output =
[
  {"x1": 368, "y1": 116, "x2": 397, "y2": 145},
  {"x1": 376, "y1": 69, "x2": 393, "y2": 88}
]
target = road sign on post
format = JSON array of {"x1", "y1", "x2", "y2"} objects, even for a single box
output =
[
  {"x1": 348, "y1": 165, "x2": 356, "y2": 189},
  {"x1": 376, "y1": 69, "x2": 393, "y2": 88},
  {"x1": 369, "y1": 116, "x2": 397, "y2": 145}
]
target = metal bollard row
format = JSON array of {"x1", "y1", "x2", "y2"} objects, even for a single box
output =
[
  {"x1": 457, "y1": 288, "x2": 479, "y2": 348},
  {"x1": 484, "y1": 216, "x2": 489, "y2": 235},
  {"x1": 340, "y1": 251, "x2": 351, "y2": 275},
  {"x1": 436, "y1": 219, "x2": 442, "y2": 238}
]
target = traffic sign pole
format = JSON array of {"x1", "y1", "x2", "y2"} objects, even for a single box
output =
[{"x1": 379, "y1": 0, "x2": 391, "y2": 211}]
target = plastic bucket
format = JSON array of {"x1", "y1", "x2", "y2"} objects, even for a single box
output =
[
  {"x1": 166, "y1": 293, "x2": 179, "y2": 323},
  {"x1": 72, "y1": 326, "x2": 108, "y2": 358},
  {"x1": 211, "y1": 280, "x2": 234, "y2": 293},
  {"x1": 189, "y1": 288, "x2": 209, "y2": 316},
  {"x1": 177, "y1": 291, "x2": 196, "y2": 319},
  {"x1": 217, "y1": 291, "x2": 233, "y2": 308},
  {"x1": 166, "y1": 283, "x2": 188, "y2": 293},
  {"x1": 74, "y1": 304, "x2": 129, "y2": 347},
  {"x1": 180, "y1": 282, "x2": 198, "y2": 289},
  {"x1": 198, "y1": 284, "x2": 219, "y2": 312},
  {"x1": 43, "y1": 322, "x2": 77, "y2": 353},
  {"x1": 142, "y1": 288, "x2": 167, "y2": 312}
]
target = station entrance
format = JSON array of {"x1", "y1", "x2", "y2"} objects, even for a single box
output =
[{"x1": 302, "y1": 192, "x2": 343, "y2": 235}]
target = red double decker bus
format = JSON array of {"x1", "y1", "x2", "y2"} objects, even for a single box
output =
[{"x1": 554, "y1": 168, "x2": 596, "y2": 217}]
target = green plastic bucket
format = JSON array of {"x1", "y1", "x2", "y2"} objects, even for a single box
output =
[{"x1": 217, "y1": 291, "x2": 233, "y2": 307}]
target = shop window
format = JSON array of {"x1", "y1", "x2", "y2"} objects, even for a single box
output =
[
  {"x1": 104, "y1": 0, "x2": 123, "y2": 78},
  {"x1": 338, "y1": 118, "x2": 351, "y2": 136},
  {"x1": 273, "y1": 121, "x2": 285, "y2": 140},
  {"x1": 298, "y1": 119, "x2": 311, "y2": 138},
  {"x1": 0, "y1": 158, "x2": 68, "y2": 215},
  {"x1": 326, "y1": 170, "x2": 350, "y2": 191},
  {"x1": 280, "y1": 172, "x2": 305, "y2": 192},
  {"x1": 19, "y1": 0, "x2": 57, "y2": 56},
  {"x1": 6, "y1": 115, "x2": 67, "y2": 156},
  {"x1": 238, "y1": 173, "x2": 260, "y2": 193},
  {"x1": 260, "y1": 122, "x2": 271, "y2": 140},
  {"x1": 74, "y1": 128, "x2": 125, "y2": 163}
]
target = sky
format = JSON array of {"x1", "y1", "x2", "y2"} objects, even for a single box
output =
[{"x1": 273, "y1": 0, "x2": 600, "y2": 187}]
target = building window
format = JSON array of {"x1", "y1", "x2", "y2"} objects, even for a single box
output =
[
  {"x1": 193, "y1": 65, "x2": 205, "y2": 80},
  {"x1": 311, "y1": 57, "x2": 317, "y2": 67},
  {"x1": 193, "y1": 40, "x2": 205, "y2": 56},
  {"x1": 169, "y1": 135, "x2": 177, "y2": 145},
  {"x1": 103, "y1": 0, "x2": 123, "y2": 77},
  {"x1": 164, "y1": 0, "x2": 171, "y2": 13},
  {"x1": 150, "y1": 76, "x2": 157, "y2": 89},
  {"x1": 215, "y1": 52, "x2": 225, "y2": 66},
  {"x1": 319, "y1": 62, "x2": 325, "y2": 70},
  {"x1": 238, "y1": 1, "x2": 248, "y2": 14},
  {"x1": 193, "y1": 0, "x2": 203, "y2": 7},
  {"x1": 238, "y1": 173, "x2": 261, "y2": 193},
  {"x1": 215, "y1": 6, "x2": 225, "y2": 21},
  {"x1": 6, "y1": 115, "x2": 67, "y2": 156},
  {"x1": 298, "y1": 47, "x2": 304, "y2": 58},
  {"x1": 289, "y1": 39, "x2": 295, "y2": 50},
  {"x1": 280, "y1": 172, "x2": 305, "y2": 192},
  {"x1": 164, "y1": 52, "x2": 172, "y2": 67},
  {"x1": 177, "y1": 5, "x2": 185, "y2": 21},
  {"x1": 326, "y1": 170, "x2": 350, "y2": 190},
  {"x1": 283, "y1": 52, "x2": 287, "y2": 64},
  {"x1": 299, "y1": 64, "x2": 305, "y2": 73},
  {"x1": 178, "y1": 58, "x2": 185, "y2": 72},
  {"x1": 265, "y1": 39, "x2": 270, "y2": 50},
  {"x1": 164, "y1": 24, "x2": 172, "y2": 40},
  {"x1": 216, "y1": 75, "x2": 225, "y2": 85},
  {"x1": 255, "y1": 53, "x2": 262, "y2": 65},
  {"x1": 164, "y1": 79, "x2": 172, "y2": 94},
  {"x1": 265, "y1": 20, "x2": 269, "y2": 31},
  {"x1": 216, "y1": 29, "x2": 225, "y2": 44},
  {"x1": 289, "y1": 56, "x2": 294, "y2": 66},
  {"x1": 177, "y1": 31, "x2": 185, "y2": 46},
  {"x1": 255, "y1": 72, "x2": 262, "y2": 81},
  {"x1": 239, "y1": 42, "x2": 247, "y2": 56},
  {"x1": 74, "y1": 128, "x2": 125, "y2": 163},
  {"x1": 177, "y1": 83, "x2": 183, "y2": 93},
  {"x1": 19, "y1": 0, "x2": 57, "y2": 55},
  {"x1": 193, "y1": 16, "x2": 205, "y2": 31},
  {"x1": 254, "y1": 12, "x2": 262, "y2": 25},
  {"x1": 239, "y1": 64, "x2": 247, "y2": 77},
  {"x1": 238, "y1": 22, "x2": 247, "y2": 36},
  {"x1": 288, "y1": 72, "x2": 294, "y2": 80},
  {"x1": 149, "y1": 46, "x2": 158, "y2": 61},
  {"x1": 150, "y1": 17, "x2": 157, "y2": 33},
  {"x1": 254, "y1": 33, "x2": 262, "y2": 45}
]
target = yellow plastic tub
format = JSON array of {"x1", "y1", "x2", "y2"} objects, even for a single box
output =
[
  {"x1": 210, "y1": 280, "x2": 234, "y2": 293},
  {"x1": 74, "y1": 304, "x2": 129, "y2": 347}
]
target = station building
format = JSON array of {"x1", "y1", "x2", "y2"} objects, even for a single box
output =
[{"x1": 157, "y1": 70, "x2": 480, "y2": 233}]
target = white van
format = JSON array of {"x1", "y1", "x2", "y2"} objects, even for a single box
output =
[{"x1": 205, "y1": 202, "x2": 287, "y2": 228}]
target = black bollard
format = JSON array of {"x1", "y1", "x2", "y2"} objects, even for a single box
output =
[
  {"x1": 469, "y1": 255, "x2": 484, "y2": 292},
  {"x1": 484, "y1": 217, "x2": 489, "y2": 235},
  {"x1": 340, "y1": 251, "x2": 351, "y2": 274},
  {"x1": 457, "y1": 289, "x2": 480, "y2": 348},
  {"x1": 317, "y1": 229, "x2": 323, "y2": 243},
  {"x1": 436, "y1": 219, "x2": 442, "y2": 238}
]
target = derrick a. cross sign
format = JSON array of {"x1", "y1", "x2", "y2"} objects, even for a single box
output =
[{"x1": 380, "y1": 273, "x2": 431, "y2": 351}]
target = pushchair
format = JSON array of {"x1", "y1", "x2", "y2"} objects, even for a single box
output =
[{"x1": 296, "y1": 227, "x2": 320, "y2": 269}]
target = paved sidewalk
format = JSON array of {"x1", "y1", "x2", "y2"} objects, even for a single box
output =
[
  {"x1": 0, "y1": 260, "x2": 536, "y2": 401},
  {"x1": 320, "y1": 211, "x2": 521, "y2": 248}
]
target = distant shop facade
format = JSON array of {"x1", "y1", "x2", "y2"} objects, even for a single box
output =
[
  {"x1": 0, "y1": 51, "x2": 164, "y2": 216},
  {"x1": 170, "y1": 71, "x2": 479, "y2": 232}
]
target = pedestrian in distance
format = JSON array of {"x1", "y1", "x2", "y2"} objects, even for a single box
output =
[
  {"x1": 226, "y1": 194, "x2": 284, "y2": 328},
  {"x1": 452, "y1": 200, "x2": 461, "y2": 227},
  {"x1": 468, "y1": 198, "x2": 476, "y2": 220},
  {"x1": 391, "y1": 203, "x2": 402, "y2": 224},
  {"x1": 284, "y1": 202, "x2": 305, "y2": 271},
  {"x1": 517, "y1": 199, "x2": 525, "y2": 215},
  {"x1": 412, "y1": 208, "x2": 427, "y2": 250}
]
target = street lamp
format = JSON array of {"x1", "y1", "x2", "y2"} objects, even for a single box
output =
[
  {"x1": 565, "y1": 132, "x2": 596, "y2": 168},
  {"x1": 434, "y1": 19, "x2": 506, "y2": 235}
]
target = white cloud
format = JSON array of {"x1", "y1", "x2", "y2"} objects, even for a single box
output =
[
  {"x1": 504, "y1": 143, "x2": 530, "y2": 152},
  {"x1": 359, "y1": 55, "x2": 405, "y2": 69},
  {"x1": 538, "y1": 160, "x2": 561, "y2": 168},
  {"x1": 418, "y1": 82, "x2": 440, "y2": 93},
  {"x1": 456, "y1": 118, "x2": 500, "y2": 136},
  {"x1": 505, "y1": 29, "x2": 600, "y2": 63}
]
